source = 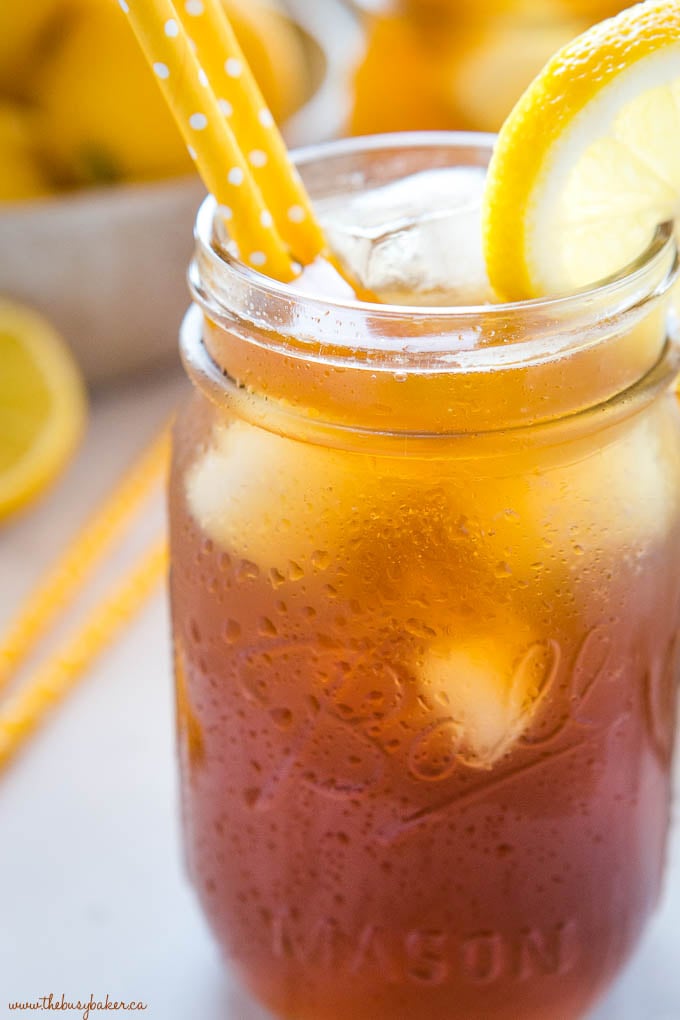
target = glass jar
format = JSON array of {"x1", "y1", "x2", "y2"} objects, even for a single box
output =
[{"x1": 170, "y1": 134, "x2": 680, "y2": 1020}]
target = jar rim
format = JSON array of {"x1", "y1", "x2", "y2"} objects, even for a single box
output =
[{"x1": 193, "y1": 130, "x2": 677, "y2": 322}]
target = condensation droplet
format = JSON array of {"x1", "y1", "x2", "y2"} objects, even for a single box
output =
[
  {"x1": 405, "y1": 617, "x2": 437, "y2": 639},
  {"x1": 270, "y1": 707, "x2": 293, "y2": 729},
  {"x1": 223, "y1": 619, "x2": 241, "y2": 644},
  {"x1": 288, "y1": 561, "x2": 304, "y2": 581},
  {"x1": 311, "y1": 549, "x2": 331, "y2": 571},
  {"x1": 270, "y1": 567, "x2": 286, "y2": 588},
  {"x1": 238, "y1": 560, "x2": 260, "y2": 581}
]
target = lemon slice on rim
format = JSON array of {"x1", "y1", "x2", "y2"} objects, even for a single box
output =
[
  {"x1": 0, "y1": 299, "x2": 87, "y2": 521},
  {"x1": 483, "y1": 0, "x2": 680, "y2": 300}
]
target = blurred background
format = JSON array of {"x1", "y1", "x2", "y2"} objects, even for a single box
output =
[{"x1": 0, "y1": 0, "x2": 634, "y2": 389}]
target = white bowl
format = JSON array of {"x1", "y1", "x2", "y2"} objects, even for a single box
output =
[{"x1": 0, "y1": 9, "x2": 356, "y2": 386}]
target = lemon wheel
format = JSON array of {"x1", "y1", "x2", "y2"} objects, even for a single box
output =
[
  {"x1": 483, "y1": 0, "x2": 680, "y2": 300},
  {"x1": 0, "y1": 299, "x2": 87, "y2": 521}
]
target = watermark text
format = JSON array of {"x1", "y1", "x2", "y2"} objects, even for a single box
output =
[{"x1": 8, "y1": 993, "x2": 147, "y2": 1019}]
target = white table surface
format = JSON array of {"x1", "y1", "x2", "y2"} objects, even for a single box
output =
[{"x1": 0, "y1": 366, "x2": 678, "y2": 1020}]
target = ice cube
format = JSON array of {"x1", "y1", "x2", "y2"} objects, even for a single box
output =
[
  {"x1": 186, "y1": 420, "x2": 374, "y2": 572},
  {"x1": 459, "y1": 405, "x2": 679, "y2": 584},
  {"x1": 418, "y1": 626, "x2": 555, "y2": 768},
  {"x1": 318, "y1": 167, "x2": 492, "y2": 305}
]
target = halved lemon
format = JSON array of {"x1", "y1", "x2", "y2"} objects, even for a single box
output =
[
  {"x1": 483, "y1": 0, "x2": 680, "y2": 300},
  {"x1": 0, "y1": 299, "x2": 87, "y2": 521}
]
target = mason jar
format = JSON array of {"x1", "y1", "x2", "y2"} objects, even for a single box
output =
[{"x1": 169, "y1": 134, "x2": 680, "y2": 1020}]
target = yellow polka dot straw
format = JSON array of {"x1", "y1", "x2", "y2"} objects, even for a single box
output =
[
  {"x1": 120, "y1": 0, "x2": 325, "y2": 281},
  {"x1": 173, "y1": 0, "x2": 325, "y2": 264}
]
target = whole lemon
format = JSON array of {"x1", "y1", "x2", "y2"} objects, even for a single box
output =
[
  {"x1": 32, "y1": 0, "x2": 193, "y2": 186},
  {"x1": 400, "y1": 0, "x2": 516, "y2": 21},
  {"x1": 0, "y1": 0, "x2": 66, "y2": 98},
  {"x1": 0, "y1": 102, "x2": 53, "y2": 202},
  {"x1": 351, "y1": 13, "x2": 467, "y2": 135},
  {"x1": 31, "y1": 0, "x2": 310, "y2": 188},
  {"x1": 446, "y1": 12, "x2": 587, "y2": 132},
  {"x1": 223, "y1": 0, "x2": 308, "y2": 124},
  {"x1": 554, "y1": 0, "x2": 631, "y2": 18}
]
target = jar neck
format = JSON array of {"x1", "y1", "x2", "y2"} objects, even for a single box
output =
[
  {"x1": 184, "y1": 134, "x2": 678, "y2": 439},
  {"x1": 181, "y1": 317, "x2": 680, "y2": 466}
]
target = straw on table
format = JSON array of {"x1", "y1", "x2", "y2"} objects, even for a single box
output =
[
  {"x1": 0, "y1": 539, "x2": 167, "y2": 771},
  {"x1": 0, "y1": 427, "x2": 169, "y2": 695}
]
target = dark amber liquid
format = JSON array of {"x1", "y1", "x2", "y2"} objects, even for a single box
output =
[{"x1": 170, "y1": 386, "x2": 680, "y2": 1020}]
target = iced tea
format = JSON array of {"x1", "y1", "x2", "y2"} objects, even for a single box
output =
[{"x1": 169, "y1": 135, "x2": 680, "y2": 1020}]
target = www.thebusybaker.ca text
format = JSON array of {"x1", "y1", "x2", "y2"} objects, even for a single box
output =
[{"x1": 8, "y1": 993, "x2": 147, "y2": 1019}]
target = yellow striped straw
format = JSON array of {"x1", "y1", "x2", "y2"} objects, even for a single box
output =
[
  {"x1": 0, "y1": 539, "x2": 167, "y2": 771},
  {"x1": 174, "y1": 0, "x2": 325, "y2": 264},
  {"x1": 121, "y1": 0, "x2": 297, "y2": 280},
  {"x1": 0, "y1": 427, "x2": 169, "y2": 695}
]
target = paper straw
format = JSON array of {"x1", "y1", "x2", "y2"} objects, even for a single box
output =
[
  {"x1": 174, "y1": 0, "x2": 325, "y2": 264},
  {"x1": 0, "y1": 539, "x2": 167, "y2": 771},
  {"x1": 0, "y1": 427, "x2": 169, "y2": 694},
  {"x1": 121, "y1": 0, "x2": 298, "y2": 279}
]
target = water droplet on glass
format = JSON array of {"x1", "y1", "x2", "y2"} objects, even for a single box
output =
[
  {"x1": 238, "y1": 559, "x2": 260, "y2": 581},
  {"x1": 269, "y1": 567, "x2": 286, "y2": 588},
  {"x1": 223, "y1": 619, "x2": 241, "y2": 644},
  {"x1": 311, "y1": 549, "x2": 331, "y2": 571},
  {"x1": 405, "y1": 617, "x2": 437, "y2": 639},
  {"x1": 258, "y1": 617, "x2": 278, "y2": 637},
  {"x1": 270, "y1": 707, "x2": 293, "y2": 729},
  {"x1": 243, "y1": 788, "x2": 260, "y2": 808}
]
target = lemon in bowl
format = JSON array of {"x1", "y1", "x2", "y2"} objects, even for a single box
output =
[{"x1": 0, "y1": 0, "x2": 344, "y2": 384}]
